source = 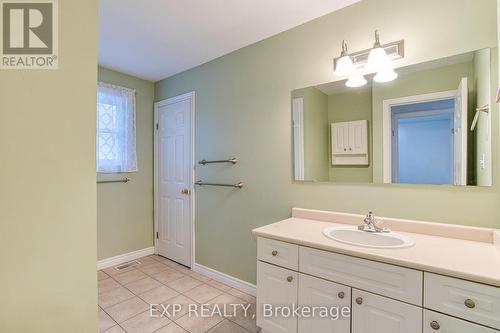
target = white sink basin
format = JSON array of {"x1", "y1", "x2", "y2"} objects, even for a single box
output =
[{"x1": 323, "y1": 226, "x2": 415, "y2": 249}]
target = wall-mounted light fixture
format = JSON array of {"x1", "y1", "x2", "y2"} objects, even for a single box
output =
[{"x1": 333, "y1": 30, "x2": 404, "y2": 87}]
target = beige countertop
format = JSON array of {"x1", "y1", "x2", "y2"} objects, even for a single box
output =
[{"x1": 252, "y1": 209, "x2": 500, "y2": 287}]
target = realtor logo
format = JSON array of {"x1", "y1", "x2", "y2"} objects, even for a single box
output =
[{"x1": 1, "y1": 0, "x2": 58, "y2": 69}]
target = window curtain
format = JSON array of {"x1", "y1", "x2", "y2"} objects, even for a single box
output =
[{"x1": 96, "y1": 82, "x2": 138, "y2": 173}]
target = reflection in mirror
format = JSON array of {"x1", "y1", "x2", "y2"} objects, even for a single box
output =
[{"x1": 292, "y1": 48, "x2": 495, "y2": 186}]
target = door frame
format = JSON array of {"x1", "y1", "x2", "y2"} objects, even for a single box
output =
[
  {"x1": 382, "y1": 90, "x2": 456, "y2": 183},
  {"x1": 154, "y1": 91, "x2": 196, "y2": 267}
]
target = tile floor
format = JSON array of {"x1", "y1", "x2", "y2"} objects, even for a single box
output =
[{"x1": 98, "y1": 254, "x2": 260, "y2": 333}]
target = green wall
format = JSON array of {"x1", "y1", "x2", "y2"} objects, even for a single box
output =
[
  {"x1": 0, "y1": 0, "x2": 99, "y2": 331},
  {"x1": 97, "y1": 67, "x2": 155, "y2": 260},
  {"x1": 155, "y1": 0, "x2": 499, "y2": 284},
  {"x1": 291, "y1": 87, "x2": 329, "y2": 181},
  {"x1": 372, "y1": 61, "x2": 475, "y2": 183},
  {"x1": 328, "y1": 88, "x2": 373, "y2": 182}
]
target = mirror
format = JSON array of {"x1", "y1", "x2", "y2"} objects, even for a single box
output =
[{"x1": 292, "y1": 48, "x2": 495, "y2": 186}]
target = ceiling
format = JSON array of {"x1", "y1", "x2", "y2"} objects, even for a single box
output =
[{"x1": 98, "y1": 0, "x2": 360, "y2": 82}]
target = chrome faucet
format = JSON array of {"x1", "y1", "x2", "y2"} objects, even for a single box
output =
[{"x1": 358, "y1": 211, "x2": 390, "y2": 233}]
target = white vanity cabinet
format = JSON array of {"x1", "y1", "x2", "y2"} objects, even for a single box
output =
[{"x1": 256, "y1": 237, "x2": 500, "y2": 333}]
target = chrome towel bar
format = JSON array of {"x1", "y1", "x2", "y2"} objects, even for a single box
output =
[
  {"x1": 198, "y1": 158, "x2": 237, "y2": 165},
  {"x1": 195, "y1": 180, "x2": 243, "y2": 188},
  {"x1": 97, "y1": 177, "x2": 130, "y2": 184}
]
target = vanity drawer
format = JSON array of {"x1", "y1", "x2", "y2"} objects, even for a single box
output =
[
  {"x1": 299, "y1": 246, "x2": 422, "y2": 305},
  {"x1": 423, "y1": 310, "x2": 499, "y2": 333},
  {"x1": 424, "y1": 273, "x2": 500, "y2": 330},
  {"x1": 258, "y1": 237, "x2": 298, "y2": 270}
]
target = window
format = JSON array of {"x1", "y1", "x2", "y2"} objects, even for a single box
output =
[{"x1": 96, "y1": 82, "x2": 137, "y2": 173}]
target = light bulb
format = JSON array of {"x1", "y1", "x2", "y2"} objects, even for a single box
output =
[
  {"x1": 335, "y1": 55, "x2": 355, "y2": 76},
  {"x1": 366, "y1": 30, "x2": 390, "y2": 72},
  {"x1": 367, "y1": 47, "x2": 389, "y2": 71},
  {"x1": 346, "y1": 74, "x2": 367, "y2": 88},
  {"x1": 374, "y1": 68, "x2": 398, "y2": 83}
]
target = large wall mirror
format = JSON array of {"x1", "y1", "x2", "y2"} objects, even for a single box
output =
[{"x1": 292, "y1": 48, "x2": 496, "y2": 186}]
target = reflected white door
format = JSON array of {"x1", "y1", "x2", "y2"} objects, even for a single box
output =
[
  {"x1": 453, "y1": 77, "x2": 467, "y2": 185},
  {"x1": 155, "y1": 92, "x2": 194, "y2": 267}
]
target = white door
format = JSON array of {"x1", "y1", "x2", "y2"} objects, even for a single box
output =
[
  {"x1": 155, "y1": 92, "x2": 194, "y2": 267},
  {"x1": 331, "y1": 122, "x2": 349, "y2": 154},
  {"x1": 352, "y1": 289, "x2": 422, "y2": 333},
  {"x1": 348, "y1": 120, "x2": 368, "y2": 154},
  {"x1": 298, "y1": 273, "x2": 351, "y2": 333},
  {"x1": 257, "y1": 261, "x2": 298, "y2": 333},
  {"x1": 453, "y1": 77, "x2": 468, "y2": 185}
]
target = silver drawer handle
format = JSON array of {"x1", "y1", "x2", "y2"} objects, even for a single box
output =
[
  {"x1": 287, "y1": 276, "x2": 293, "y2": 282},
  {"x1": 271, "y1": 250, "x2": 278, "y2": 256},
  {"x1": 355, "y1": 297, "x2": 363, "y2": 305},
  {"x1": 464, "y1": 299, "x2": 476, "y2": 309},
  {"x1": 430, "y1": 321, "x2": 440, "y2": 330},
  {"x1": 338, "y1": 291, "x2": 345, "y2": 299}
]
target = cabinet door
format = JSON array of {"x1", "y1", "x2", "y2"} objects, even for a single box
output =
[
  {"x1": 352, "y1": 289, "x2": 422, "y2": 333},
  {"x1": 298, "y1": 273, "x2": 351, "y2": 333},
  {"x1": 331, "y1": 122, "x2": 349, "y2": 154},
  {"x1": 348, "y1": 120, "x2": 368, "y2": 154},
  {"x1": 423, "y1": 310, "x2": 498, "y2": 333},
  {"x1": 257, "y1": 261, "x2": 298, "y2": 333}
]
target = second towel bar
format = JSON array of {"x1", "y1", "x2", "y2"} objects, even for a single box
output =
[
  {"x1": 199, "y1": 158, "x2": 237, "y2": 165},
  {"x1": 195, "y1": 181, "x2": 243, "y2": 188}
]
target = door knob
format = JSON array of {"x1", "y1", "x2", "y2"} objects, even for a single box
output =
[{"x1": 181, "y1": 188, "x2": 190, "y2": 195}]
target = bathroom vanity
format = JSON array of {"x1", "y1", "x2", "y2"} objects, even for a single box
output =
[{"x1": 253, "y1": 208, "x2": 500, "y2": 333}]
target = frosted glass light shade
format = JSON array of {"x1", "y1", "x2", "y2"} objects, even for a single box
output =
[
  {"x1": 335, "y1": 55, "x2": 355, "y2": 76},
  {"x1": 367, "y1": 47, "x2": 389, "y2": 72},
  {"x1": 346, "y1": 74, "x2": 367, "y2": 88},
  {"x1": 374, "y1": 68, "x2": 398, "y2": 83}
]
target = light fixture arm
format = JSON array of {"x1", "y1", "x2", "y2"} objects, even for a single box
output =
[
  {"x1": 373, "y1": 30, "x2": 381, "y2": 48},
  {"x1": 341, "y1": 40, "x2": 349, "y2": 57}
]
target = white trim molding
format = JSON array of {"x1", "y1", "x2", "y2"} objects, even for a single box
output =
[
  {"x1": 193, "y1": 263, "x2": 256, "y2": 296},
  {"x1": 97, "y1": 247, "x2": 155, "y2": 270},
  {"x1": 382, "y1": 90, "x2": 457, "y2": 183}
]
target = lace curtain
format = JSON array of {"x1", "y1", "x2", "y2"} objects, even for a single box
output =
[{"x1": 96, "y1": 82, "x2": 138, "y2": 173}]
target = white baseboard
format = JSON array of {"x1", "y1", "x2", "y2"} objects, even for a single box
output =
[
  {"x1": 97, "y1": 247, "x2": 155, "y2": 270},
  {"x1": 193, "y1": 263, "x2": 256, "y2": 296}
]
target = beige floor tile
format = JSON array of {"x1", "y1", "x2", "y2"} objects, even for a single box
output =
[
  {"x1": 137, "y1": 256, "x2": 159, "y2": 265},
  {"x1": 114, "y1": 269, "x2": 148, "y2": 285},
  {"x1": 98, "y1": 270, "x2": 110, "y2": 281},
  {"x1": 184, "y1": 284, "x2": 223, "y2": 304},
  {"x1": 155, "y1": 257, "x2": 181, "y2": 268},
  {"x1": 206, "y1": 280, "x2": 231, "y2": 292},
  {"x1": 227, "y1": 289, "x2": 255, "y2": 303},
  {"x1": 105, "y1": 297, "x2": 150, "y2": 323},
  {"x1": 152, "y1": 270, "x2": 185, "y2": 284},
  {"x1": 153, "y1": 294, "x2": 198, "y2": 321},
  {"x1": 207, "y1": 320, "x2": 252, "y2": 333},
  {"x1": 139, "y1": 285, "x2": 179, "y2": 304},
  {"x1": 99, "y1": 278, "x2": 121, "y2": 294},
  {"x1": 138, "y1": 262, "x2": 170, "y2": 275},
  {"x1": 207, "y1": 293, "x2": 243, "y2": 317},
  {"x1": 189, "y1": 272, "x2": 212, "y2": 283},
  {"x1": 102, "y1": 325, "x2": 127, "y2": 333},
  {"x1": 154, "y1": 322, "x2": 188, "y2": 333},
  {"x1": 165, "y1": 276, "x2": 202, "y2": 293},
  {"x1": 228, "y1": 303, "x2": 259, "y2": 333},
  {"x1": 173, "y1": 265, "x2": 192, "y2": 274},
  {"x1": 175, "y1": 312, "x2": 224, "y2": 333},
  {"x1": 98, "y1": 308, "x2": 116, "y2": 332},
  {"x1": 99, "y1": 287, "x2": 135, "y2": 308},
  {"x1": 125, "y1": 277, "x2": 162, "y2": 295},
  {"x1": 121, "y1": 310, "x2": 171, "y2": 333}
]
